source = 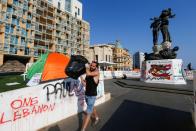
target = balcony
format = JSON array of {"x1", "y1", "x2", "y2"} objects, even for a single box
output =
[
  {"x1": 9, "y1": 48, "x2": 17, "y2": 54},
  {"x1": 11, "y1": 20, "x2": 17, "y2": 26},
  {"x1": 31, "y1": 25, "x2": 35, "y2": 30},
  {"x1": 18, "y1": 3, "x2": 23, "y2": 9},
  {"x1": 27, "y1": 0, "x2": 33, "y2": 4},
  {"x1": 4, "y1": 38, "x2": 10, "y2": 44},
  {"x1": 27, "y1": 15, "x2": 32, "y2": 20},
  {"x1": 21, "y1": 41, "x2": 26, "y2": 46},
  {"x1": 16, "y1": 30, "x2": 21, "y2": 36},
  {"x1": 56, "y1": 33, "x2": 61, "y2": 38},
  {"x1": 0, "y1": 28, "x2": 4, "y2": 33},
  {"x1": 34, "y1": 45, "x2": 48, "y2": 50},
  {"x1": 56, "y1": 26, "x2": 62, "y2": 31},
  {"x1": 26, "y1": 24, "x2": 31, "y2": 30},
  {"x1": 1, "y1": 0, "x2": 7, "y2": 5},
  {"x1": 21, "y1": 31, "x2": 27, "y2": 37}
]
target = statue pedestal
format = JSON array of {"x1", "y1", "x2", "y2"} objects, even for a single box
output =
[{"x1": 141, "y1": 59, "x2": 186, "y2": 84}]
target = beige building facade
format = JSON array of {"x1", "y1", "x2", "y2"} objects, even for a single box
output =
[
  {"x1": 88, "y1": 44, "x2": 114, "y2": 70},
  {"x1": 89, "y1": 41, "x2": 133, "y2": 71},
  {"x1": 0, "y1": 0, "x2": 89, "y2": 66}
]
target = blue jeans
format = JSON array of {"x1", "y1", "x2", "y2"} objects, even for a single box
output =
[{"x1": 85, "y1": 96, "x2": 96, "y2": 114}]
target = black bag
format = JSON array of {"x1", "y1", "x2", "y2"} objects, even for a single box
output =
[{"x1": 65, "y1": 55, "x2": 89, "y2": 79}]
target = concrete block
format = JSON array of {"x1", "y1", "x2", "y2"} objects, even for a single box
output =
[{"x1": 141, "y1": 59, "x2": 186, "y2": 84}]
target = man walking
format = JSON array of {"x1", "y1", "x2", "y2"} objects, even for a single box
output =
[{"x1": 80, "y1": 61, "x2": 100, "y2": 131}]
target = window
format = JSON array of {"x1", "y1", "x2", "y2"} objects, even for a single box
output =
[
  {"x1": 95, "y1": 55, "x2": 98, "y2": 61},
  {"x1": 10, "y1": 26, "x2": 14, "y2": 33},
  {"x1": 21, "y1": 38, "x2": 25, "y2": 45},
  {"x1": 106, "y1": 55, "x2": 107, "y2": 61},
  {"x1": 78, "y1": 8, "x2": 80, "y2": 15},
  {"x1": 58, "y1": 2, "x2": 61, "y2": 9},
  {"x1": 75, "y1": 12, "x2": 77, "y2": 18},
  {"x1": 7, "y1": 6, "x2": 13, "y2": 13},
  {"x1": 5, "y1": 25, "x2": 10, "y2": 33}
]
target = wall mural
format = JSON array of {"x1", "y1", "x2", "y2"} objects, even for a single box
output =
[{"x1": 147, "y1": 64, "x2": 172, "y2": 80}]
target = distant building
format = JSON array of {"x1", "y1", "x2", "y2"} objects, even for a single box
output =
[
  {"x1": 133, "y1": 51, "x2": 145, "y2": 69},
  {"x1": 112, "y1": 40, "x2": 133, "y2": 71},
  {"x1": 89, "y1": 40, "x2": 133, "y2": 71},
  {"x1": 88, "y1": 44, "x2": 114, "y2": 70}
]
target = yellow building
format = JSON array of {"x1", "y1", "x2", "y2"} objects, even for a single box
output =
[
  {"x1": 0, "y1": 0, "x2": 90, "y2": 66},
  {"x1": 113, "y1": 40, "x2": 132, "y2": 71}
]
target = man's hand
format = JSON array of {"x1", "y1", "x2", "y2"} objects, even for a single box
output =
[{"x1": 85, "y1": 63, "x2": 90, "y2": 69}]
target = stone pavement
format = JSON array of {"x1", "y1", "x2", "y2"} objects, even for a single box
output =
[{"x1": 39, "y1": 79, "x2": 196, "y2": 131}]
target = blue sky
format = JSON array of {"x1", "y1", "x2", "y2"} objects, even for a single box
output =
[{"x1": 82, "y1": 0, "x2": 196, "y2": 68}]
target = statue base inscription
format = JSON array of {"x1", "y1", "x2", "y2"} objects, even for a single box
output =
[{"x1": 141, "y1": 59, "x2": 186, "y2": 84}]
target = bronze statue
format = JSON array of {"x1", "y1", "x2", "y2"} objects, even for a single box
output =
[
  {"x1": 159, "y1": 8, "x2": 175, "y2": 43},
  {"x1": 145, "y1": 8, "x2": 179, "y2": 60},
  {"x1": 150, "y1": 17, "x2": 161, "y2": 45}
]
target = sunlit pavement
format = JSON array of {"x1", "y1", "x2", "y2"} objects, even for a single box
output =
[{"x1": 39, "y1": 79, "x2": 196, "y2": 131}]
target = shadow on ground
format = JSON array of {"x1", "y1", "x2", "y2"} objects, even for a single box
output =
[
  {"x1": 100, "y1": 100, "x2": 195, "y2": 131},
  {"x1": 47, "y1": 125, "x2": 61, "y2": 131}
]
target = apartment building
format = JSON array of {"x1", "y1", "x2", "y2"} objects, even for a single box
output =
[{"x1": 0, "y1": 0, "x2": 90, "y2": 66}]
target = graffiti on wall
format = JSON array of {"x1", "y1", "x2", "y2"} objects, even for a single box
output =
[
  {"x1": 0, "y1": 97, "x2": 55, "y2": 125},
  {"x1": 0, "y1": 77, "x2": 105, "y2": 126},
  {"x1": 43, "y1": 78, "x2": 85, "y2": 107},
  {"x1": 147, "y1": 64, "x2": 172, "y2": 80}
]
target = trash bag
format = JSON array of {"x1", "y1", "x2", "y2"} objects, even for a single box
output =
[{"x1": 65, "y1": 55, "x2": 89, "y2": 79}]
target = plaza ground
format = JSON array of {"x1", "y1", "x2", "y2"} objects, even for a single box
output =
[{"x1": 39, "y1": 79, "x2": 196, "y2": 131}]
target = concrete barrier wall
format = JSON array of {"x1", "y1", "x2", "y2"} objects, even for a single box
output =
[
  {"x1": 141, "y1": 59, "x2": 186, "y2": 84},
  {"x1": 102, "y1": 71, "x2": 140, "y2": 79},
  {"x1": 0, "y1": 76, "x2": 107, "y2": 131},
  {"x1": 102, "y1": 70, "x2": 192, "y2": 80},
  {"x1": 185, "y1": 70, "x2": 194, "y2": 80}
]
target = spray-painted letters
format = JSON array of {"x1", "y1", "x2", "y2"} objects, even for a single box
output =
[
  {"x1": 0, "y1": 97, "x2": 55, "y2": 125},
  {"x1": 43, "y1": 78, "x2": 85, "y2": 106}
]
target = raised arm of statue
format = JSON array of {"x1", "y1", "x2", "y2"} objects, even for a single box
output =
[{"x1": 169, "y1": 14, "x2": 176, "y2": 18}]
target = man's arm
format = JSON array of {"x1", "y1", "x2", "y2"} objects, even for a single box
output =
[
  {"x1": 86, "y1": 68, "x2": 99, "y2": 77},
  {"x1": 80, "y1": 76, "x2": 86, "y2": 87}
]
